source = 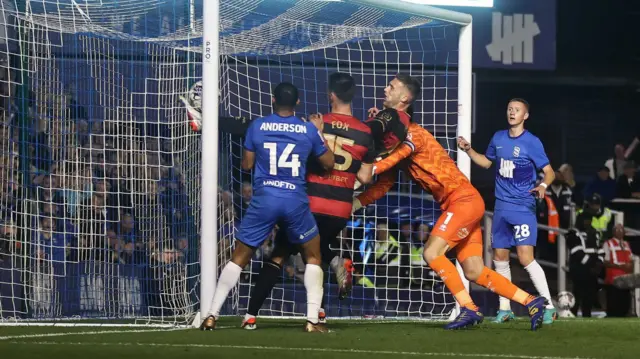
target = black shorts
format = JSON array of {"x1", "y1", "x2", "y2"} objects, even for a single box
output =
[{"x1": 274, "y1": 213, "x2": 347, "y2": 260}]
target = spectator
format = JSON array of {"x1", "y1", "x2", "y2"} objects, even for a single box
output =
[
  {"x1": 374, "y1": 223, "x2": 400, "y2": 266},
  {"x1": 536, "y1": 192, "x2": 559, "y2": 261},
  {"x1": 234, "y1": 181, "x2": 252, "y2": 219},
  {"x1": 78, "y1": 193, "x2": 108, "y2": 261},
  {"x1": 546, "y1": 170, "x2": 574, "y2": 229},
  {"x1": 567, "y1": 212, "x2": 604, "y2": 317},
  {"x1": 582, "y1": 166, "x2": 616, "y2": 205},
  {"x1": 118, "y1": 213, "x2": 143, "y2": 264},
  {"x1": 615, "y1": 161, "x2": 640, "y2": 199},
  {"x1": 0, "y1": 220, "x2": 12, "y2": 254},
  {"x1": 604, "y1": 144, "x2": 628, "y2": 179},
  {"x1": 35, "y1": 216, "x2": 67, "y2": 264},
  {"x1": 578, "y1": 193, "x2": 614, "y2": 241},
  {"x1": 559, "y1": 163, "x2": 581, "y2": 204},
  {"x1": 602, "y1": 224, "x2": 634, "y2": 317}
]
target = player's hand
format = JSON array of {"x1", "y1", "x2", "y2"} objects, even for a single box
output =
[
  {"x1": 309, "y1": 113, "x2": 324, "y2": 132},
  {"x1": 368, "y1": 107, "x2": 380, "y2": 118},
  {"x1": 352, "y1": 198, "x2": 363, "y2": 213},
  {"x1": 457, "y1": 136, "x2": 471, "y2": 152},
  {"x1": 530, "y1": 185, "x2": 547, "y2": 199}
]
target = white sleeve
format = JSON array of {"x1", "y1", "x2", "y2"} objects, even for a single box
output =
[{"x1": 603, "y1": 241, "x2": 611, "y2": 261}]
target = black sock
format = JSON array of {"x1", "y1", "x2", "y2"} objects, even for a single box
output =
[{"x1": 247, "y1": 260, "x2": 281, "y2": 316}]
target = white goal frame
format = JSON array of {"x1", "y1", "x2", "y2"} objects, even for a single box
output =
[{"x1": 198, "y1": 0, "x2": 473, "y2": 325}]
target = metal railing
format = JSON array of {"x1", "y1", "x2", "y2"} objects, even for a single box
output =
[
  {"x1": 483, "y1": 211, "x2": 570, "y2": 292},
  {"x1": 483, "y1": 209, "x2": 640, "y2": 317}
]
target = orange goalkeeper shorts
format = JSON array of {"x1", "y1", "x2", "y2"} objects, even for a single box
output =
[{"x1": 430, "y1": 187, "x2": 485, "y2": 263}]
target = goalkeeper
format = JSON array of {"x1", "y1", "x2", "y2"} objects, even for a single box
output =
[
  {"x1": 352, "y1": 75, "x2": 547, "y2": 331},
  {"x1": 242, "y1": 73, "x2": 410, "y2": 330}
]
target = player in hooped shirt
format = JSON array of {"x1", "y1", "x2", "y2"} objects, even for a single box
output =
[
  {"x1": 200, "y1": 83, "x2": 335, "y2": 332},
  {"x1": 354, "y1": 82, "x2": 547, "y2": 330},
  {"x1": 241, "y1": 73, "x2": 376, "y2": 331},
  {"x1": 457, "y1": 98, "x2": 557, "y2": 324}
]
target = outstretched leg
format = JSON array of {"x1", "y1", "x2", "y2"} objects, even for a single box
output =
[{"x1": 244, "y1": 238, "x2": 292, "y2": 329}]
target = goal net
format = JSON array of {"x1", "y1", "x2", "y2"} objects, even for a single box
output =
[
  {"x1": 0, "y1": 0, "x2": 472, "y2": 326},
  {"x1": 214, "y1": 0, "x2": 472, "y2": 321}
]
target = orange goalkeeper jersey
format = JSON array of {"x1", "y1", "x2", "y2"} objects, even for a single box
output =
[{"x1": 358, "y1": 123, "x2": 473, "y2": 209}]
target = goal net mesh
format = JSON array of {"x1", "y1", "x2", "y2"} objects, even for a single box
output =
[{"x1": 0, "y1": 0, "x2": 464, "y2": 324}]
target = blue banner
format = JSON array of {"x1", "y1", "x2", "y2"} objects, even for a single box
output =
[
  {"x1": 0, "y1": 259, "x2": 198, "y2": 319},
  {"x1": 451, "y1": 0, "x2": 557, "y2": 70}
]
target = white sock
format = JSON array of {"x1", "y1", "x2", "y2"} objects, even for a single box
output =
[
  {"x1": 208, "y1": 261, "x2": 243, "y2": 317},
  {"x1": 493, "y1": 260, "x2": 512, "y2": 311},
  {"x1": 524, "y1": 260, "x2": 554, "y2": 309},
  {"x1": 304, "y1": 264, "x2": 324, "y2": 324},
  {"x1": 244, "y1": 313, "x2": 255, "y2": 322}
]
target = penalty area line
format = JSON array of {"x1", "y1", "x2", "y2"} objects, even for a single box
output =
[{"x1": 7, "y1": 341, "x2": 594, "y2": 359}]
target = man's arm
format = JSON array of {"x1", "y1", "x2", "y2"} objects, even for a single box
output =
[
  {"x1": 457, "y1": 136, "x2": 492, "y2": 169},
  {"x1": 531, "y1": 164, "x2": 555, "y2": 199},
  {"x1": 241, "y1": 150, "x2": 255, "y2": 170},
  {"x1": 356, "y1": 163, "x2": 374, "y2": 185},
  {"x1": 530, "y1": 137, "x2": 554, "y2": 199},
  {"x1": 317, "y1": 151, "x2": 335, "y2": 172},
  {"x1": 356, "y1": 134, "x2": 378, "y2": 185},
  {"x1": 242, "y1": 122, "x2": 256, "y2": 170},
  {"x1": 308, "y1": 115, "x2": 335, "y2": 171},
  {"x1": 568, "y1": 231, "x2": 590, "y2": 265},
  {"x1": 373, "y1": 143, "x2": 413, "y2": 175},
  {"x1": 353, "y1": 170, "x2": 397, "y2": 211},
  {"x1": 625, "y1": 136, "x2": 639, "y2": 159}
]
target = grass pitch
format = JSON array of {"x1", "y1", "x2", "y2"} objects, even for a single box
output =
[{"x1": 1, "y1": 317, "x2": 639, "y2": 359}]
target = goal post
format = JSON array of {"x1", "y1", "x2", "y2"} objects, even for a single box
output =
[
  {"x1": 198, "y1": 0, "x2": 220, "y2": 327},
  {"x1": 207, "y1": 1, "x2": 474, "y2": 322},
  {"x1": 0, "y1": 0, "x2": 473, "y2": 326}
]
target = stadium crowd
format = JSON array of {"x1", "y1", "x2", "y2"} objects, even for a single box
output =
[{"x1": 0, "y1": 61, "x2": 200, "y2": 317}]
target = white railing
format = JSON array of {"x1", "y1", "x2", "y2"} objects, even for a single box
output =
[
  {"x1": 483, "y1": 211, "x2": 569, "y2": 292},
  {"x1": 483, "y1": 210, "x2": 640, "y2": 317}
]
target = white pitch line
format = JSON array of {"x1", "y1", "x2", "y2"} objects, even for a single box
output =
[
  {"x1": 0, "y1": 328, "x2": 187, "y2": 341},
  {"x1": 7, "y1": 341, "x2": 595, "y2": 359}
]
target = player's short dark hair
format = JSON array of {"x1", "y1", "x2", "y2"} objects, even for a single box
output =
[
  {"x1": 328, "y1": 72, "x2": 356, "y2": 103},
  {"x1": 395, "y1": 74, "x2": 421, "y2": 103},
  {"x1": 273, "y1": 82, "x2": 299, "y2": 108},
  {"x1": 509, "y1": 98, "x2": 530, "y2": 112}
]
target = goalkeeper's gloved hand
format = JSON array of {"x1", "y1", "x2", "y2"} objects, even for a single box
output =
[
  {"x1": 179, "y1": 96, "x2": 202, "y2": 132},
  {"x1": 352, "y1": 198, "x2": 363, "y2": 214}
]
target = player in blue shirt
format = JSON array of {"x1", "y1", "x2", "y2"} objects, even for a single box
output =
[
  {"x1": 458, "y1": 98, "x2": 557, "y2": 324},
  {"x1": 200, "y1": 82, "x2": 335, "y2": 332}
]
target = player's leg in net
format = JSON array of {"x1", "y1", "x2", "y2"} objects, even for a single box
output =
[
  {"x1": 422, "y1": 191, "x2": 547, "y2": 331},
  {"x1": 492, "y1": 209, "x2": 556, "y2": 324}
]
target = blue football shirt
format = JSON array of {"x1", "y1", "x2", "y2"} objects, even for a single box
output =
[
  {"x1": 244, "y1": 114, "x2": 327, "y2": 200},
  {"x1": 485, "y1": 130, "x2": 549, "y2": 212}
]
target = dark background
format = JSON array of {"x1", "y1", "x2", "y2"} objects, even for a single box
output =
[{"x1": 470, "y1": 0, "x2": 640, "y2": 196}]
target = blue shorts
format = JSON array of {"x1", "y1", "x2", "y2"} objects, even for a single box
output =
[
  {"x1": 491, "y1": 209, "x2": 538, "y2": 248},
  {"x1": 236, "y1": 195, "x2": 319, "y2": 248}
]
